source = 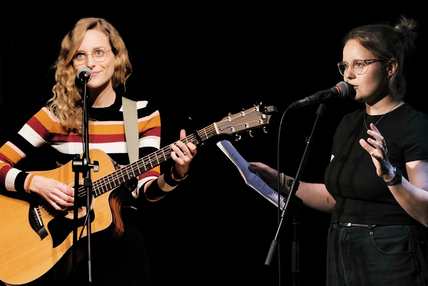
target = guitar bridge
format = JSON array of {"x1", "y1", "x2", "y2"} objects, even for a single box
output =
[{"x1": 29, "y1": 205, "x2": 48, "y2": 241}]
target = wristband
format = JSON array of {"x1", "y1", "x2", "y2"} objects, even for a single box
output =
[
  {"x1": 171, "y1": 167, "x2": 188, "y2": 181},
  {"x1": 385, "y1": 167, "x2": 402, "y2": 186}
]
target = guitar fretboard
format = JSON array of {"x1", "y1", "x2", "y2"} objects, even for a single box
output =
[{"x1": 76, "y1": 123, "x2": 218, "y2": 199}]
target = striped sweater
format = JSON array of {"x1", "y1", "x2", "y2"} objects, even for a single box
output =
[{"x1": 0, "y1": 96, "x2": 176, "y2": 201}]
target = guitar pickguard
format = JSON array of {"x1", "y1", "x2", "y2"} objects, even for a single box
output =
[{"x1": 47, "y1": 208, "x2": 95, "y2": 248}]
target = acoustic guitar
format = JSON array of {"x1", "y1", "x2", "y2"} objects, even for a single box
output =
[{"x1": 0, "y1": 104, "x2": 274, "y2": 285}]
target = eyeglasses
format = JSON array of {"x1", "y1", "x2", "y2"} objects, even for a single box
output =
[
  {"x1": 337, "y1": 58, "x2": 387, "y2": 76},
  {"x1": 73, "y1": 47, "x2": 112, "y2": 66}
]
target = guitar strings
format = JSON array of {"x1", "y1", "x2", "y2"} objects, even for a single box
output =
[{"x1": 75, "y1": 124, "x2": 218, "y2": 199}]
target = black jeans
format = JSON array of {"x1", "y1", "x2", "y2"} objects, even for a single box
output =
[{"x1": 327, "y1": 224, "x2": 428, "y2": 285}]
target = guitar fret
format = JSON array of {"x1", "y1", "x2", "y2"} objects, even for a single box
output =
[
  {"x1": 106, "y1": 177, "x2": 113, "y2": 190},
  {"x1": 105, "y1": 177, "x2": 114, "y2": 193},
  {"x1": 202, "y1": 127, "x2": 208, "y2": 140},
  {"x1": 122, "y1": 167, "x2": 130, "y2": 182},
  {"x1": 93, "y1": 182, "x2": 101, "y2": 197},
  {"x1": 110, "y1": 174, "x2": 118, "y2": 187},
  {"x1": 153, "y1": 152, "x2": 158, "y2": 165},
  {"x1": 155, "y1": 151, "x2": 160, "y2": 165},
  {"x1": 140, "y1": 159, "x2": 147, "y2": 172},
  {"x1": 162, "y1": 148, "x2": 167, "y2": 161},
  {"x1": 91, "y1": 182, "x2": 99, "y2": 197},
  {"x1": 100, "y1": 178, "x2": 109, "y2": 194},
  {"x1": 115, "y1": 173, "x2": 123, "y2": 185},
  {"x1": 116, "y1": 174, "x2": 124, "y2": 185},
  {"x1": 126, "y1": 166, "x2": 133, "y2": 178},
  {"x1": 133, "y1": 160, "x2": 139, "y2": 170},
  {"x1": 129, "y1": 164, "x2": 137, "y2": 178},
  {"x1": 148, "y1": 156, "x2": 153, "y2": 169},
  {"x1": 123, "y1": 167, "x2": 130, "y2": 182},
  {"x1": 140, "y1": 158, "x2": 148, "y2": 172},
  {"x1": 137, "y1": 159, "x2": 146, "y2": 174}
]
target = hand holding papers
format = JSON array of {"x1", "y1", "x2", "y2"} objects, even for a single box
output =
[{"x1": 217, "y1": 140, "x2": 285, "y2": 210}]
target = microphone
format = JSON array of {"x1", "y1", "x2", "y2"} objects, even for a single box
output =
[
  {"x1": 289, "y1": 81, "x2": 354, "y2": 109},
  {"x1": 76, "y1": 67, "x2": 92, "y2": 83}
]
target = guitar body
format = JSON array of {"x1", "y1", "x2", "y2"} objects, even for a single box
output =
[
  {"x1": 0, "y1": 149, "x2": 122, "y2": 286},
  {"x1": 0, "y1": 104, "x2": 274, "y2": 285}
]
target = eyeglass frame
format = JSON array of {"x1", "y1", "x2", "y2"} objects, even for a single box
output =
[
  {"x1": 337, "y1": 58, "x2": 388, "y2": 76},
  {"x1": 73, "y1": 47, "x2": 113, "y2": 66}
]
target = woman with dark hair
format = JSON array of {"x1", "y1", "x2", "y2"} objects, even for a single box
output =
[{"x1": 250, "y1": 16, "x2": 428, "y2": 285}]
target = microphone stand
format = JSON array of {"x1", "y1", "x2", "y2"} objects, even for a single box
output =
[
  {"x1": 265, "y1": 104, "x2": 326, "y2": 286},
  {"x1": 72, "y1": 76, "x2": 98, "y2": 284}
]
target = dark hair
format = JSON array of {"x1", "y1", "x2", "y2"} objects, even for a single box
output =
[{"x1": 343, "y1": 16, "x2": 418, "y2": 98}]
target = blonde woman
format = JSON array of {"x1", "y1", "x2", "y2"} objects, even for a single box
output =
[{"x1": 0, "y1": 18, "x2": 196, "y2": 285}]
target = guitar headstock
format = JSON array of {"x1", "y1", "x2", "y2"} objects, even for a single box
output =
[{"x1": 215, "y1": 104, "x2": 276, "y2": 137}]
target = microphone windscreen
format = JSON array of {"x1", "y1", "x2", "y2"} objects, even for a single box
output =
[
  {"x1": 76, "y1": 67, "x2": 92, "y2": 82},
  {"x1": 335, "y1": 81, "x2": 355, "y2": 98}
]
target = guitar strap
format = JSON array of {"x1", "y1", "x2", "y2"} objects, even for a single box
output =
[{"x1": 122, "y1": 96, "x2": 139, "y2": 164}]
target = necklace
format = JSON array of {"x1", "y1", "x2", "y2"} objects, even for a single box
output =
[{"x1": 363, "y1": 101, "x2": 402, "y2": 130}]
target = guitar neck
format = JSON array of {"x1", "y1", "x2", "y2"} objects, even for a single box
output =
[{"x1": 85, "y1": 123, "x2": 218, "y2": 198}]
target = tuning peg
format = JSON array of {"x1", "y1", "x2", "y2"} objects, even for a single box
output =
[
  {"x1": 248, "y1": 130, "x2": 254, "y2": 137},
  {"x1": 263, "y1": 127, "x2": 268, "y2": 134},
  {"x1": 235, "y1": 134, "x2": 241, "y2": 141}
]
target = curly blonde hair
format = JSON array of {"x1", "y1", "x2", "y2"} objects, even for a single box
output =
[{"x1": 47, "y1": 17, "x2": 133, "y2": 133}]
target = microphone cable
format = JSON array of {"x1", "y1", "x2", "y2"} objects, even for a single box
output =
[{"x1": 275, "y1": 105, "x2": 291, "y2": 286}]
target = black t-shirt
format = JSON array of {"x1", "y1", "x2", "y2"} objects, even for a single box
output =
[{"x1": 324, "y1": 103, "x2": 428, "y2": 225}]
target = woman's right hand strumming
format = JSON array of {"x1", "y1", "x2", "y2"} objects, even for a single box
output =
[{"x1": 30, "y1": 175, "x2": 75, "y2": 210}]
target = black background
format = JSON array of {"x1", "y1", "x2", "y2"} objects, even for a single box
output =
[{"x1": 0, "y1": 4, "x2": 426, "y2": 285}]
